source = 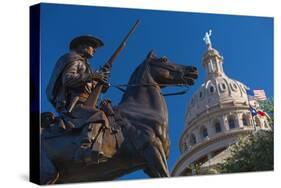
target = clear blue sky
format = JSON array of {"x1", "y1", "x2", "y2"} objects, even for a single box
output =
[{"x1": 40, "y1": 3, "x2": 273, "y2": 181}]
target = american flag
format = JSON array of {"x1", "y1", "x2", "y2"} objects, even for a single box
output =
[
  {"x1": 248, "y1": 95, "x2": 256, "y2": 101},
  {"x1": 253, "y1": 89, "x2": 267, "y2": 101}
]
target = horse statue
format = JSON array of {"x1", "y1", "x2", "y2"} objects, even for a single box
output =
[{"x1": 41, "y1": 51, "x2": 198, "y2": 184}]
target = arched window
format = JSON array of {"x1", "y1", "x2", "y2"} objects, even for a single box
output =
[
  {"x1": 230, "y1": 82, "x2": 239, "y2": 91},
  {"x1": 190, "y1": 134, "x2": 197, "y2": 146},
  {"x1": 228, "y1": 117, "x2": 236, "y2": 129},
  {"x1": 210, "y1": 86, "x2": 214, "y2": 93},
  {"x1": 210, "y1": 58, "x2": 217, "y2": 72},
  {"x1": 214, "y1": 122, "x2": 222, "y2": 133},
  {"x1": 219, "y1": 83, "x2": 227, "y2": 93},
  {"x1": 242, "y1": 114, "x2": 249, "y2": 126},
  {"x1": 208, "y1": 58, "x2": 218, "y2": 73},
  {"x1": 201, "y1": 127, "x2": 208, "y2": 138}
]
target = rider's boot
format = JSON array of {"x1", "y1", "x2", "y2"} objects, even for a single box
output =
[{"x1": 74, "y1": 123, "x2": 107, "y2": 164}]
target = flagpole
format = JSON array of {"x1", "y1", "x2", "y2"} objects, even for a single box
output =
[{"x1": 246, "y1": 89, "x2": 257, "y2": 131}]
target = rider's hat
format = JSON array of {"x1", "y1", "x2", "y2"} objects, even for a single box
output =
[{"x1": 69, "y1": 35, "x2": 104, "y2": 50}]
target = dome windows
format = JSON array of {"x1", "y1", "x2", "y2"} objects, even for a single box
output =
[
  {"x1": 201, "y1": 126, "x2": 208, "y2": 139},
  {"x1": 219, "y1": 82, "x2": 227, "y2": 93},
  {"x1": 210, "y1": 86, "x2": 215, "y2": 93},
  {"x1": 214, "y1": 122, "x2": 222, "y2": 133},
  {"x1": 207, "y1": 58, "x2": 218, "y2": 73},
  {"x1": 242, "y1": 114, "x2": 250, "y2": 127},
  {"x1": 242, "y1": 117, "x2": 248, "y2": 126},
  {"x1": 210, "y1": 58, "x2": 218, "y2": 72},
  {"x1": 190, "y1": 134, "x2": 197, "y2": 146},
  {"x1": 230, "y1": 82, "x2": 239, "y2": 92},
  {"x1": 228, "y1": 117, "x2": 236, "y2": 129}
]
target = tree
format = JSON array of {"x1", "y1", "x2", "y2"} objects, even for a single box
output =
[
  {"x1": 219, "y1": 130, "x2": 273, "y2": 173},
  {"x1": 259, "y1": 98, "x2": 274, "y2": 126}
]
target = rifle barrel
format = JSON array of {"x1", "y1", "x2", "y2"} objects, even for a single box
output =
[{"x1": 106, "y1": 19, "x2": 140, "y2": 67}]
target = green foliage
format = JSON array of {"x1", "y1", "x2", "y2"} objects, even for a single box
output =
[
  {"x1": 206, "y1": 168, "x2": 219, "y2": 174},
  {"x1": 219, "y1": 130, "x2": 273, "y2": 173},
  {"x1": 259, "y1": 98, "x2": 274, "y2": 126}
]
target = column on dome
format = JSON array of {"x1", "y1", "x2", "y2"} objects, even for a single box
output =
[
  {"x1": 208, "y1": 57, "x2": 218, "y2": 73},
  {"x1": 206, "y1": 120, "x2": 214, "y2": 137},
  {"x1": 222, "y1": 114, "x2": 229, "y2": 131},
  {"x1": 218, "y1": 59, "x2": 224, "y2": 74},
  {"x1": 218, "y1": 115, "x2": 226, "y2": 132},
  {"x1": 237, "y1": 112, "x2": 244, "y2": 129},
  {"x1": 233, "y1": 113, "x2": 240, "y2": 129},
  {"x1": 192, "y1": 127, "x2": 201, "y2": 143}
]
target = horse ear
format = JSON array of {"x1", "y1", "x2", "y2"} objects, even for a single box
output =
[{"x1": 147, "y1": 50, "x2": 157, "y2": 59}]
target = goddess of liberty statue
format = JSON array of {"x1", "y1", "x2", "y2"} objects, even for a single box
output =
[{"x1": 203, "y1": 30, "x2": 212, "y2": 49}]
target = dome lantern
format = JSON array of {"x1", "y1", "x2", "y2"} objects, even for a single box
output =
[{"x1": 202, "y1": 30, "x2": 225, "y2": 79}]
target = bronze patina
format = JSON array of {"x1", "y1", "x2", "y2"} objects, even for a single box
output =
[{"x1": 41, "y1": 27, "x2": 198, "y2": 184}]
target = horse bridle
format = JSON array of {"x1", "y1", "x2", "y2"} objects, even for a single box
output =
[{"x1": 108, "y1": 61, "x2": 190, "y2": 96}]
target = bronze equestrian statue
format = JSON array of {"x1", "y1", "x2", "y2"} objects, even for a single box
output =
[{"x1": 41, "y1": 35, "x2": 198, "y2": 184}]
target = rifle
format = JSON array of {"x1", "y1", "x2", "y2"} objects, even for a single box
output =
[{"x1": 84, "y1": 20, "x2": 140, "y2": 108}]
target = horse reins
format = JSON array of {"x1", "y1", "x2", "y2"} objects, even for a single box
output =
[{"x1": 109, "y1": 83, "x2": 190, "y2": 96}]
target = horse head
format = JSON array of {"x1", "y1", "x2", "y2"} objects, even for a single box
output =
[{"x1": 144, "y1": 50, "x2": 198, "y2": 87}]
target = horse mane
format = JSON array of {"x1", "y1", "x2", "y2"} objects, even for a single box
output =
[
  {"x1": 127, "y1": 58, "x2": 150, "y2": 85},
  {"x1": 127, "y1": 51, "x2": 157, "y2": 85},
  {"x1": 127, "y1": 63, "x2": 145, "y2": 85}
]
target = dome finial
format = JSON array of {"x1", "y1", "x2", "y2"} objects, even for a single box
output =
[{"x1": 203, "y1": 30, "x2": 212, "y2": 49}]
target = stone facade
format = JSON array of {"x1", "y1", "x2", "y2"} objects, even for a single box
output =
[{"x1": 171, "y1": 40, "x2": 271, "y2": 176}]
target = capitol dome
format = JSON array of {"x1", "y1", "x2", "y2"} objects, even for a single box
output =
[
  {"x1": 172, "y1": 31, "x2": 271, "y2": 176},
  {"x1": 186, "y1": 47, "x2": 249, "y2": 125}
]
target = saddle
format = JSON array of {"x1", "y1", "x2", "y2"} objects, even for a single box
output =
[
  {"x1": 41, "y1": 101, "x2": 126, "y2": 164},
  {"x1": 41, "y1": 109, "x2": 123, "y2": 140}
]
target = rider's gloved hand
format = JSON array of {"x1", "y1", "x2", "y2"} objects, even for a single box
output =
[
  {"x1": 92, "y1": 71, "x2": 109, "y2": 84},
  {"x1": 92, "y1": 70, "x2": 110, "y2": 93}
]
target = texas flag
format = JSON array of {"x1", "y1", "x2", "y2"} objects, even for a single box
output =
[
  {"x1": 253, "y1": 89, "x2": 267, "y2": 101},
  {"x1": 249, "y1": 106, "x2": 257, "y2": 116},
  {"x1": 257, "y1": 110, "x2": 266, "y2": 116}
]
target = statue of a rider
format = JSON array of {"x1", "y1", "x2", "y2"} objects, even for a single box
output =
[{"x1": 46, "y1": 35, "x2": 113, "y2": 163}]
